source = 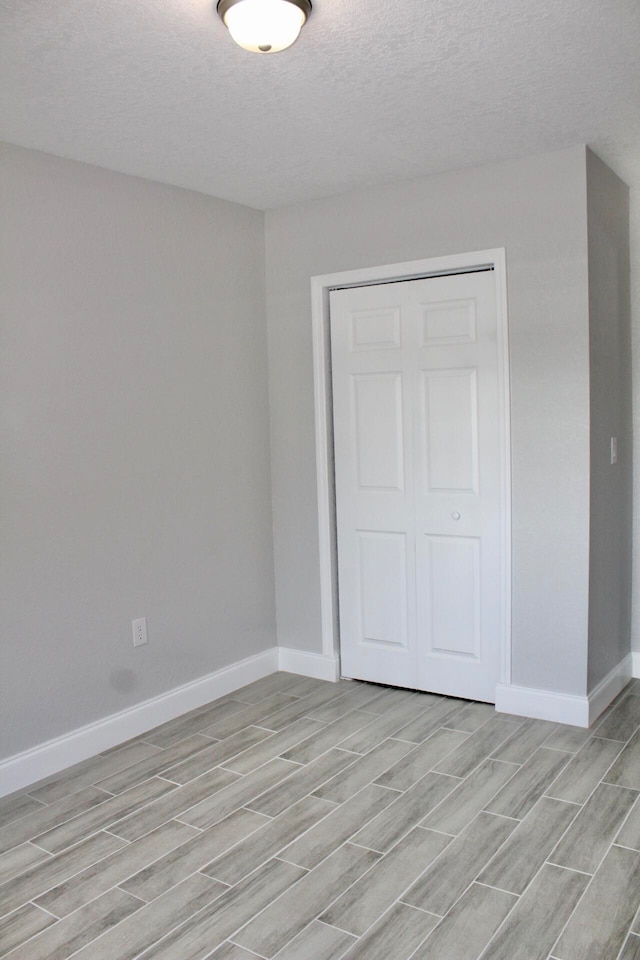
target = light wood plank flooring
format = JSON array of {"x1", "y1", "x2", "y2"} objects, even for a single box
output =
[{"x1": 2, "y1": 672, "x2": 640, "y2": 959}]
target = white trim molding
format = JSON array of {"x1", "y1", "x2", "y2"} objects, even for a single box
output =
[
  {"x1": 0, "y1": 647, "x2": 279, "y2": 798},
  {"x1": 588, "y1": 654, "x2": 633, "y2": 726},
  {"x1": 495, "y1": 682, "x2": 590, "y2": 727},
  {"x1": 496, "y1": 654, "x2": 633, "y2": 728},
  {"x1": 311, "y1": 249, "x2": 512, "y2": 683},
  {"x1": 278, "y1": 647, "x2": 340, "y2": 682},
  {"x1": 632, "y1": 652, "x2": 640, "y2": 679}
]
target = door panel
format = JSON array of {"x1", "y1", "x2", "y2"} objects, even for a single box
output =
[
  {"x1": 331, "y1": 270, "x2": 503, "y2": 701},
  {"x1": 358, "y1": 531, "x2": 408, "y2": 648},
  {"x1": 352, "y1": 373, "x2": 404, "y2": 491},
  {"x1": 421, "y1": 368, "x2": 479, "y2": 493},
  {"x1": 424, "y1": 534, "x2": 481, "y2": 660}
]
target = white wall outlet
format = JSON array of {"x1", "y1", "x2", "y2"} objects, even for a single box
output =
[
  {"x1": 132, "y1": 617, "x2": 148, "y2": 647},
  {"x1": 611, "y1": 436, "x2": 618, "y2": 465}
]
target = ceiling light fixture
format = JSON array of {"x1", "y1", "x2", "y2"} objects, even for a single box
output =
[{"x1": 217, "y1": 0, "x2": 312, "y2": 54}]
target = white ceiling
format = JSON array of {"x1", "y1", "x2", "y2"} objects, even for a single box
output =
[{"x1": 1, "y1": 0, "x2": 639, "y2": 209}]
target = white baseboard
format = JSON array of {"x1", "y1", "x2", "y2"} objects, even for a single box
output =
[
  {"x1": 495, "y1": 682, "x2": 590, "y2": 727},
  {"x1": 278, "y1": 647, "x2": 340, "y2": 682},
  {"x1": 0, "y1": 647, "x2": 279, "y2": 798},
  {"x1": 632, "y1": 652, "x2": 640, "y2": 678},
  {"x1": 588, "y1": 653, "x2": 633, "y2": 726},
  {"x1": 496, "y1": 653, "x2": 633, "y2": 728}
]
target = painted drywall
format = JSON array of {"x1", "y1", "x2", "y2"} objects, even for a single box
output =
[
  {"x1": 586, "y1": 150, "x2": 632, "y2": 689},
  {"x1": 0, "y1": 143, "x2": 275, "y2": 759},
  {"x1": 265, "y1": 147, "x2": 592, "y2": 697},
  {"x1": 630, "y1": 190, "x2": 640, "y2": 655}
]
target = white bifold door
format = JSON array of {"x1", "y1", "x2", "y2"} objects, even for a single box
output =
[{"x1": 330, "y1": 270, "x2": 505, "y2": 702}]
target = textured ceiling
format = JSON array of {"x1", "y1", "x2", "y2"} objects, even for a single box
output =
[{"x1": 0, "y1": 0, "x2": 639, "y2": 209}]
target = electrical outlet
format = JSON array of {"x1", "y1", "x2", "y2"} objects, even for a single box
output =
[{"x1": 132, "y1": 617, "x2": 148, "y2": 647}]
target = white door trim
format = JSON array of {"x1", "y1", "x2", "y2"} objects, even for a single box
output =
[{"x1": 311, "y1": 249, "x2": 512, "y2": 690}]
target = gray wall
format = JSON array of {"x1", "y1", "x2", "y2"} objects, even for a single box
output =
[
  {"x1": 265, "y1": 147, "x2": 592, "y2": 697},
  {"x1": 630, "y1": 188, "x2": 640, "y2": 654},
  {"x1": 586, "y1": 150, "x2": 632, "y2": 689},
  {"x1": 0, "y1": 143, "x2": 276, "y2": 759}
]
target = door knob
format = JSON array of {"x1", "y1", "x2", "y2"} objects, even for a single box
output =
[{"x1": 451, "y1": 512, "x2": 461, "y2": 520}]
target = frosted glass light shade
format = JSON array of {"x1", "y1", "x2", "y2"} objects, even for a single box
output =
[{"x1": 217, "y1": 0, "x2": 311, "y2": 54}]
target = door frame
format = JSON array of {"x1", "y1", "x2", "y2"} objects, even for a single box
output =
[{"x1": 311, "y1": 248, "x2": 512, "y2": 691}]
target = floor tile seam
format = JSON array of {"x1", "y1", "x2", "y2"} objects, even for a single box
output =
[
  {"x1": 176, "y1": 757, "x2": 304, "y2": 828},
  {"x1": 326, "y1": 818, "x2": 468, "y2": 937},
  {"x1": 172, "y1": 816, "x2": 205, "y2": 831},
  {"x1": 46, "y1": 891, "x2": 158, "y2": 960},
  {"x1": 620, "y1": 932, "x2": 640, "y2": 959},
  {"x1": 542, "y1": 854, "x2": 610, "y2": 960},
  {"x1": 421, "y1": 757, "x2": 522, "y2": 836},
  {"x1": 591, "y1": 710, "x2": 640, "y2": 743},
  {"x1": 233, "y1": 777, "x2": 392, "y2": 873},
  {"x1": 0, "y1": 787, "x2": 115, "y2": 856},
  {"x1": 348, "y1": 896, "x2": 439, "y2": 956},
  {"x1": 481, "y1": 745, "x2": 576, "y2": 819},
  {"x1": 201, "y1": 794, "x2": 342, "y2": 885},
  {"x1": 104, "y1": 762, "x2": 285, "y2": 840},
  {"x1": 544, "y1": 738, "x2": 630, "y2": 805},
  {"x1": 546, "y1": 834, "x2": 640, "y2": 892},
  {"x1": 592, "y1": 734, "x2": 633, "y2": 745},
  {"x1": 246, "y1": 750, "x2": 366, "y2": 815},
  {"x1": 614, "y1": 797, "x2": 640, "y2": 853},
  {"x1": 540, "y1": 792, "x2": 583, "y2": 806},
  {"x1": 62, "y1": 868, "x2": 231, "y2": 960},
  {"x1": 49, "y1": 877, "x2": 148, "y2": 922},
  {"x1": 28, "y1": 898, "x2": 60, "y2": 919},
  {"x1": 226, "y1": 723, "x2": 351, "y2": 772},
  {"x1": 280, "y1": 720, "x2": 377, "y2": 763},
  {"x1": 377, "y1": 726, "x2": 476, "y2": 788},
  {"x1": 7, "y1": 795, "x2": 48, "y2": 818},
  {"x1": 101, "y1": 733, "x2": 226, "y2": 796},
  {"x1": 430, "y1": 727, "x2": 522, "y2": 782},
  {"x1": 479, "y1": 787, "x2": 585, "y2": 890},
  {"x1": 611, "y1": 827, "x2": 640, "y2": 853},
  {"x1": 193, "y1": 869, "x2": 232, "y2": 892},
  {"x1": 545, "y1": 763, "x2": 640, "y2": 874},
  {"x1": 477, "y1": 809, "x2": 522, "y2": 823},
  {"x1": 403, "y1": 876, "x2": 521, "y2": 960},
  {"x1": 101, "y1": 827, "x2": 134, "y2": 844},
  {"x1": 227, "y1": 940, "x2": 268, "y2": 959},
  {"x1": 27, "y1": 749, "x2": 168, "y2": 807},
  {"x1": 474, "y1": 878, "x2": 521, "y2": 898},
  {"x1": 220, "y1": 757, "x2": 301, "y2": 778},
  {"x1": 602, "y1": 774, "x2": 640, "y2": 791},
  {"x1": 158, "y1": 730, "x2": 288, "y2": 785},
  {"x1": 0, "y1": 829, "x2": 135, "y2": 919},
  {"x1": 0, "y1": 904, "x2": 65, "y2": 959},
  {"x1": 442, "y1": 716, "x2": 495, "y2": 737},
  {"x1": 616, "y1": 932, "x2": 640, "y2": 960},
  {"x1": 352, "y1": 832, "x2": 482, "y2": 937},
  {"x1": 29, "y1": 773, "x2": 188, "y2": 850},
  {"x1": 473, "y1": 855, "x2": 593, "y2": 960},
  {"x1": 44, "y1": 819, "x2": 212, "y2": 915},
  {"x1": 208, "y1": 848, "x2": 345, "y2": 956},
  {"x1": 337, "y1": 706, "x2": 448, "y2": 752},
  {"x1": 419, "y1": 759, "x2": 522, "y2": 833},
  {"x1": 248, "y1": 835, "x2": 400, "y2": 950},
  {"x1": 418, "y1": 804, "x2": 565, "y2": 920},
  {"x1": 1, "y1": 825, "x2": 126, "y2": 895},
  {"x1": 483, "y1": 756, "x2": 522, "y2": 768},
  {"x1": 27, "y1": 839, "x2": 55, "y2": 854}
]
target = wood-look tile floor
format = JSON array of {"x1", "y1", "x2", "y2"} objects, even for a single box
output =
[{"x1": 3, "y1": 672, "x2": 640, "y2": 960}]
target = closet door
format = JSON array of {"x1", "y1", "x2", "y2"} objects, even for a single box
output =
[{"x1": 330, "y1": 270, "x2": 502, "y2": 701}]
